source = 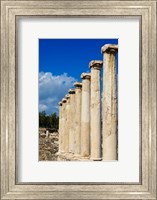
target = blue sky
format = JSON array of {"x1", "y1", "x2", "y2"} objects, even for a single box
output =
[{"x1": 39, "y1": 39, "x2": 118, "y2": 115}]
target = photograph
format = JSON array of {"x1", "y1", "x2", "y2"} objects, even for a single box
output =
[
  {"x1": 1, "y1": 0, "x2": 156, "y2": 198},
  {"x1": 39, "y1": 39, "x2": 118, "y2": 161}
]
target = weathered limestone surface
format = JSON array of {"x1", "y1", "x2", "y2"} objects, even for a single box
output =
[
  {"x1": 80, "y1": 73, "x2": 91, "y2": 158},
  {"x1": 57, "y1": 43, "x2": 118, "y2": 161},
  {"x1": 61, "y1": 98, "x2": 67, "y2": 153},
  {"x1": 89, "y1": 60, "x2": 103, "y2": 160},
  {"x1": 65, "y1": 94, "x2": 70, "y2": 153},
  {"x1": 58, "y1": 102, "x2": 62, "y2": 153},
  {"x1": 68, "y1": 89, "x2": 76, "y2": 154},
  {"x1": 74, "y1": 82, "x2": 82, "y2": 155},
  {"x1": 101, "y1": 44, "x2": 118, "y2": 160}
]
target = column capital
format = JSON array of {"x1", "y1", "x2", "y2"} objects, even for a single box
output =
[
  {"x1": 65, "y1": 94, "x2": 70, "y2": 99},
  {"x1": 89, "y1": 60, "x2": 103, "y2": 70},
  {"x1": 101, "y1": 44, "x2": 118, "y2": 54},
  {"x1": 62, "y1": 98, "x2": 67, "y2": 103},
  {"x1": 74, "y1": 82, "x2": 82, "y2": 88},
  {"x1": 58, "y1": 101, "x2": 62, "y2": 106},
  {"x1": 81, "y1": 73, "x2": 91, "y2": 80},
  {"x1": 68, "y1": 89, "x2": 75, "y2": 94}
]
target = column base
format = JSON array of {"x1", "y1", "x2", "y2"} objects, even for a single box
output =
[
  {"x1": 57, "y1": 153, "x2": 71, "y2": 161},
  {"x1": 56, "y1": 151, "x2": 64, "y2": 155},
  {"x1": 90, "y1": 157, "x2": 102, "y2": 161},
  {"x1": 79, "y1": 156, "x2": 90, "y2": 161},
  {"x1": 57, "y1": 153, "x2": 93, "y2": 161},
  {"x1": 72, "y1": 154, "x2": 82, "y2": 160},
  {"x1": 102, "y1": 159, "x2": 118, "y2": 161},
  {"x1": 66, "y1": 153, "x2": 75, "y2": 160}
]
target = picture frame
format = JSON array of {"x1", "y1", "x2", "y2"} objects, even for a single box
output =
[{"x1": 1, "y1": 0, "x2": 156, "y2": 199}]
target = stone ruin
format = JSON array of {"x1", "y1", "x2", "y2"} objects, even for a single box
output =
[
  {"x1": 39, "y1": 129, "x2": 59, "y2": 160},
  {"x1": 57, "y1": 44, "x2": 118, "y2": 161}
]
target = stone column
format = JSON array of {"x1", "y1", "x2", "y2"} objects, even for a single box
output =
[
  {"x1": 73, "y1": 82, "x2": 82, "y2": 155},
  {"x1": 46, "y1": 130, "x2": 49, "y2": 138},
  {"x1": 68, "y1": 89, "x2": 76, "y2": 154},
  {"x1": 61, "y1": 98, "x2": 67, "y2": 153},
  {"x1": 101, "y1": 44, "x2": 118, "y2": 160},
  {"x1": 58, "y1": 102, "x2": 62, "y2": 153},
  {"x1": 65, "y1": 94, "x2": 70, "y2": 154},
  {"x1": 89, "y1": 60, "x2": 103, "y2": 160},
  {"x1": 80, "y1": 73, "x2": 91, "y2": 158}
]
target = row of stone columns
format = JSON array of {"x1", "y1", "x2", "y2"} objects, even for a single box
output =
[{"x1": 58, "y1": 44, "x2": 118, "y2": 161}]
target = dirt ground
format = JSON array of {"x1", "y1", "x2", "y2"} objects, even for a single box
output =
[{"x1": 39, "y1": 131, "x2": 59, "y2": 161}]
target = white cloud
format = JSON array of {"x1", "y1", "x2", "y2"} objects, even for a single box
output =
[
  {"x1": 39, "y1": 72, "x2": 77, "y2": 115},
  {"x1": 39, "y1": 104, "x2": 48, "y2": 111}
]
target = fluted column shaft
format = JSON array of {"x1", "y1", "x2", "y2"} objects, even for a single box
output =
[
  {"x1": 80, "y1": 73, "x2": 91, "y2": 157},
  {"x1": 74, "y1": 82, "x2": 82, "y2": 155},
  {"x1": 61, "y1": 98, "x2": 67, "y2": 153},
  {"x1": 68, "y1": 89, "x2": 76, "y2": 154},
  {"x1": 102, "y1": 44, "x2": 118, "y2": 160},
  {"x1": 90, "y1": 60, "x2": 103, "y2": 160},
  {"x1": 65, "y1": 95, "x2": 70, "y2": 153},
  {"x1": 58, "y1": 102, "x2": 63, "y2": 153}
]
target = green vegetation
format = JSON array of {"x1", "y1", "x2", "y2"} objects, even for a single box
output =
[{"x1": 39, "y1": 111, "x2": 59, "y2": 131}]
